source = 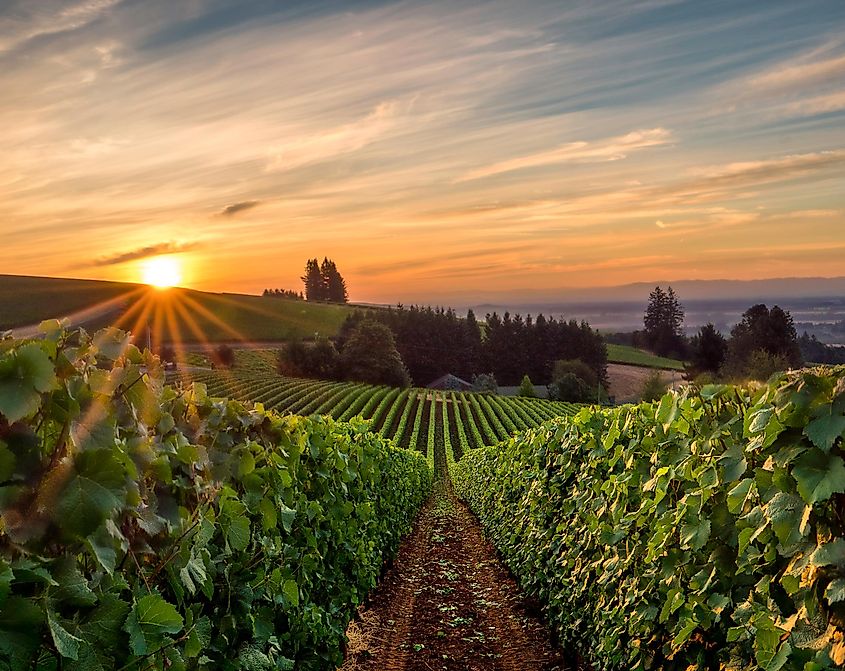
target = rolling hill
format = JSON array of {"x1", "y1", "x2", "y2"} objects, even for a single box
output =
[{"x1": 0, "y1": 274, "x2": 357, "y2": 343}]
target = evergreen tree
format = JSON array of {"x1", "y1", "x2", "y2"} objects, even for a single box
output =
[
  {"x1": 518, "y1": 374, "x2": 536, "y2": 397},
  {"x1": 300, "y1": 258, "x2": 323, "y2": 301},
  {"x1": 643, "y1": 285, "x2": 686, "y2": 357},
  {"x1": 690, "y1": 323, "x2": 727, "y2": 374},
  {"x1": 323, "y1": 259, "x2": 349, "y2": 303}
]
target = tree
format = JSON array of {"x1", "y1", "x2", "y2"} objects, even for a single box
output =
[
  {"x1": 340, "y1": 320, "x2": 410, "y2": 387},
  {"x1": 471, "y1": 373, "x2": 498, "y2": 394},
  {"x1": 723, "y1": 304, "x2": 802, "y2": 378},
  {"x1": 300, "y1": 258, "x2": 324, "y2": 301},
  {"x1": 689, "y1": 323, "x2": 727, "y2": 374},
  {"x1": 547, "y1": 359, "x2": 605, "y2": 403},
  {"x1": 277, "y1": 338, "x2": 340, "y2": 380},
  {"x1": 548, "y1": 373, "x2": 592, "y2": 403},
  {"x1": 321, "y1": 258, "x2": 348, "y2": 303},
  {"x1": 518, "y1": 374, "x2": 536, "y2": 398},
  {"x1": 643, "y1": 285, "x2": 686, "y2": 357}
]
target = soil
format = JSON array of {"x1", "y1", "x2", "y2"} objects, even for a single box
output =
[
  {"x1": 606, "y1": 362, "x2": 685, "y2": 403},
  {"x1": 341, "y1": 475, "x2": 574, "y2": 671}
]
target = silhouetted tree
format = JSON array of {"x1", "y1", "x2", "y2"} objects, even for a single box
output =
[
  {"x1": 320, "y1": 258, "x2": 348, "y2": 303},
  {"x1": 723, "y1": 304, "x2": 802, "y2": 378},
  {"x1": 799, "y1": 333, "x2": 845, "y2": 364},
  {"x1": 300, "y1": 259, "x2": 324, "y2": 301},
  {"x1": 689, "y1": 323, "x2": 727, "y2": 374},
  {"x1": 643, "y1": 286, "x2": 686, "y2": 357}
]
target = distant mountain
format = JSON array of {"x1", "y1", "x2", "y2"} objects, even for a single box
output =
[{"x1": 446, "y1": 276, "x2": 845, "y2": 307}]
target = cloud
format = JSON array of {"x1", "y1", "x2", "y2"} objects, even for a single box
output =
[
  {"x1": 458, "y1": 128, "x2": 672, "y2": 181},
  {"x1": 683, "y1": 150, "x2": 845, "y2": 189},
  {"x1": 266, "y1": 101, "x2": 402, "y2": 172},
  {"x1": 219, "y1": 200, "x2": 261, "y2": 217},
  {"x1": 94, "y1": 241, "x2": 201, "y2": 266},
  {"x1": 0, "y1": 0, "x2": 122, "y2": 53},
  {"x1": 748, "y1": 53, "x2": 845, "y2": 94}
]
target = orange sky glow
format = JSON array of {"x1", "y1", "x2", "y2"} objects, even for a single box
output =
[{"x1": 1, "y1": 1, "x2": 844, "y2": 304}]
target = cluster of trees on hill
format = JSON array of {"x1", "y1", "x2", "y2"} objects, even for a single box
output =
[
  {"x1": 279, "y1": 319, "x2": 410, "y2": 387},
  {"x1": 301, "y1": 258, "x2": 348, "y2": 303},
  {"x1": 336, "y1": 306, "x2": 607, "y2": 387},
  {"x1": 638, "y1": 286, "x2": 807, "y2": 381},
  {"x1": 262, "y1": 288, "x2": 304, "y2": 300}
]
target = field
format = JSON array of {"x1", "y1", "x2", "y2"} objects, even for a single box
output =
[
  {"x1": 173, "y1": 362, "x2": 579, "y2": 456},
  {"x1": 0, "y1": 274, "x2": 356, "y2": 341},
  {"x1": 0, "y1": 274, "x2": 138, "y2": 329},
  {"x1": 605, "y1": 343, "x2": 685, "y2": 370}
]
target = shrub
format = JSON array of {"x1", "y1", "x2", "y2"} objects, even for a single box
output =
[
  {"x1": 547, "y1": 372, "x2": 592, "y2": 402},
  {"x1": 212, "y1": 343, "x2": 235, "y2": 368},
  {"x1": 639, "y1": 369, "x2": 667, "y2": 402},
  {"x1": 518, "y1": 374, "x2": 536, "y2": 397},
  {"x1": 471, "y1": 373, "x2": 498, "y2": 394}
]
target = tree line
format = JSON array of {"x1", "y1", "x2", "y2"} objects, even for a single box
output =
[
  {"x1": 336, "y1": 305, "x2": 608, "y2": 388},
  {"x1": 262, "y1": 288, "x2": 304, "y2": 300}
]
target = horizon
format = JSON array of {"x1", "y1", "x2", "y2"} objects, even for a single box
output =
[{"x1": 2, "y1": 1, "x2": 844, "y2": 302}]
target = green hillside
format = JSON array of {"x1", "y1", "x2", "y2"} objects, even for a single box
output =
[
  {"x1": 0, "y1": 274, "x2": 356, "y2": 342},
  {"x1": 606, "y1": 343, "x2": 685, "y2": 370}
]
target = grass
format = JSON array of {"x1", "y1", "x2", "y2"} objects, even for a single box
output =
[
  {"x1": 0, "y1": 275, "x2": 138, "y2": 330},
  {"x1": 606, "y1": 343, "x2": 685, "y2": 370},
  {"x1": 0, "y1": 274, "x2": 358, "y2": 342}
]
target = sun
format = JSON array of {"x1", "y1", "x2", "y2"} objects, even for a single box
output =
[{"x1": 142, "y1": 256, "x2": 182, "y2": 289}]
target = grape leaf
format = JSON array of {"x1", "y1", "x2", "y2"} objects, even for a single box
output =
[{"x1": 792, "y1": 448, "x2": 845, "y2": 504}]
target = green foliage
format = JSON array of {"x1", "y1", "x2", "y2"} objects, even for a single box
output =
[
  {"x1": 341, "y1": 320, "x2": 410, "y2": 387},
  {"x1": 518, "y1": 375, "x2": 536, "y2": 398},
  {"x1": 471, "y1": 373, "x2": 498, "y2": 394},
  {"x1": 0, "y1": 326, "x2": 430, "y2": 670},
  {"x1": 640, "y1": 369, "x2": 667, "y2": 402},
  {"x1": 454, "y1": 366, "x2": 845, "y2": 670},
  {"x1": 743, "y1": 349, "x2": 793, "y2": 382},
  {"x1": 723, "y1": 304, "x2": 802, "y2": 378}
]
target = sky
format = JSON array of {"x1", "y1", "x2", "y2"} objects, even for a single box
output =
[{"x1": 1, "y1": 0, "x2": 844, "y2": 304}]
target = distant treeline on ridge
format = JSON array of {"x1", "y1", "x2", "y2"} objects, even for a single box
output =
[{"x1": 337, "y1": 306, "x2": 607, "y2": 387}]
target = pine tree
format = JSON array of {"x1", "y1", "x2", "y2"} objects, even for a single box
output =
[
  {"x1": 300, "y1": 258, "x2": 323, "y2": 301},
  {"x1": 643, "y1": 285, "x2": 685, "y2": 357},
  {"x1": 323, "y1": 259, "x2": 349, "y2": 303}
]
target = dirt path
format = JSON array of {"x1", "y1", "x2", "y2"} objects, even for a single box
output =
[{"x1": 342, "y1": 464, "x2": 572, "y2": 669}]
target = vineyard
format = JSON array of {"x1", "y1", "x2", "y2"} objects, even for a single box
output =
[
  {"x1": 4, "y1": 326, "x2": 845, "y2": 670},
  {"x1": 172, "y1": 359, "x2": 579, "y2": 456},
  {"x1": 0, "y1": 327, "x2": 430, "y2": 670},
  {"x1": 454, "y1": 366, "x2": 845, "y2": 670}
]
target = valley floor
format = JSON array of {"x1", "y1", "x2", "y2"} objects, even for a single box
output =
[{"x1": 342, "y1": 444, "x2": 573, "y2": 670}]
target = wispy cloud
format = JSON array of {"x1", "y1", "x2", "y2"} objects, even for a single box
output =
[
  {"x1": 458, "y1": 128, "x2": 672, "y2": 181},
  {"x1": 0, "y1": 0, "x2": 122, "y2": 53},
  {"x1": 219, "y1": 200, "x2": 261, "y2": 217},
  {"x1": 93, "y1": 241, "x2": 201, "y2": 266}
]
